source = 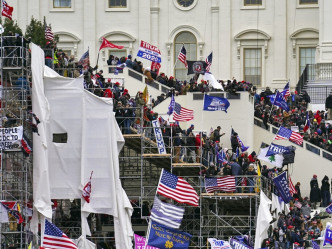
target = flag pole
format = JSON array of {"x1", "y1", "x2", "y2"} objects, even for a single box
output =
[{"x1": 96, "y1": 50, "x2": 100, "y2": 70}]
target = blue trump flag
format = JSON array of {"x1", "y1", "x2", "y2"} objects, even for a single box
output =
[
  {"x1": 324, "y1": 228, "x2": 332, "y2": 246},
  {"x1": 147, "y1": 221, "x2": 192, "y2": 249},
  {"x1": 272, "y1": 171, "x2": 292, "y2": 204},
  {"x1": 266, "y1": 143, "x2": 291, "y2": 156},
  {"x1": 203, "y1": 94, "x2": 230, "y2": 113},
  {"x1": 229, "y1": 238, "x2": 253, "y2": 249},
  {"x1": 326, "y1": 203, "x2": 332, "y2": 214},
  {"x1": 273, "y1": 91, "x2": 290, "y2": 111}
]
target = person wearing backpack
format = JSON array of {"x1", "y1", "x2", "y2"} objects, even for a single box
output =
[{"x1": 212, "y1": 126, "x2": 225, "y2": 143}]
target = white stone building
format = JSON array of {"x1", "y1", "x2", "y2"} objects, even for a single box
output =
[{"x1": 12, "y1": 0, "x2": 331, "y2": 89}]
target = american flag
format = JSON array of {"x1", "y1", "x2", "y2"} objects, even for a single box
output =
[
  {"x1": 157, "y1": 169, "x2": 199, "y2": 206},
  {"x1": 82, "y1": 171, "x2": 93, "y2": 203},
  {"x1": 205, "y1": 52, "x2": 213, "y2": 72},
  {"x1": 205, "y1": 176, "x2": 236, "y2": 193},
  {"x1": 45, "y1": 25, "x2": 54, "y2": 41},
  {"x1": 303, "y1": 111, "x2": 311, "y2": 133},
  {"x1": 43, "y1": 219, "x2": 78, "y2": 249},
  {"x1": 274, "y1": 126, "x2": 303, "y2": 145},
  {"x1": 2, "y1": 0, "x2": 13, "y2": 20},
  {"x1": 78, "y1": 50, "x2": 90, "y2": 70},
  {"x1": 177, "y1": 45, "x2": 188, "y2": 68},
  {"x1": 281, "y1": 82, "x2": 290, "y2": 99},
  {"x1": 150, "y1": 197, "x2": 184, "y2": 229},
  {"x1": 173, "y1": 102, "x2": 194, "y2": 122},
  {"x1": 288, "y1": 176, "x2": 296, "y2": 196}
]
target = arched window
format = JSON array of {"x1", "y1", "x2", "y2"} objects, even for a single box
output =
[{"x1": 174, "y1": 32, "x2": 197, "y2": 80}]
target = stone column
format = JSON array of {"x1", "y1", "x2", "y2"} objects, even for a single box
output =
[
  {"x1": 83, "y1": 0, "x2": 96, "y2": 65},
  {"x1": 219, "y1": 0, "x2": 231, "y2": 79},
  {"x1": 150, "y1": 0, "x2": 159, "y2": 46},
  {"x1": 318, "y1": 0, "x2": 332, "y2": 63},
  {"x1": 272, "y1": 0, "x2": 287, "y2": 85},
  {"x1": 211, "y1": 1, "x2": 219, "y2": 76}
]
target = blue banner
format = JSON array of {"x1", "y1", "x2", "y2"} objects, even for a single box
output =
[
  {"x1": 273, "y1": 172, "x2": 292, "y2": 204},
  {"x1": 324, "y1": 228, "x2": 332, "y2": 246},
  {"x1": 203, "y1": 95, "x2": 230, "y2": 113},
  {"x1": 147, "y1": 221, "x2": 192, "y2": 249},
  {"x1": 266, "y1": 143, "x2": 291, "y2": 156},
  {"x1": 273, "y1": 91, "x2": 289, "y2": 111},
  {"x1": 229, "y1": 238, "x2": 253, "y2": 249},
  {"x1": 137, "y1": 50, "x2": 161, "y2": 63}
]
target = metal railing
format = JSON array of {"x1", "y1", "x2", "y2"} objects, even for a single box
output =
[{"x1": 296, "y1": 64, "x2": 309, "y2": 94}]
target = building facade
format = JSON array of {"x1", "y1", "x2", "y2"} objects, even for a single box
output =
[{"x1": 11, "y1": 0, "x2": 329, "y2": 88}]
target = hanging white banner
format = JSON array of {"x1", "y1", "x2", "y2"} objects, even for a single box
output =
[{"x1": 151, "y1": 119, "x2": 166, "y2": 154}]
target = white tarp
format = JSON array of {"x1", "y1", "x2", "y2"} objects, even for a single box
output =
[
  {"x1": 31, "y1": 44, "x2": 133, "y2": 249},
  {"x1": 203, "y1": 72, "x2": 224, "y2": 90},
  {"x1": 254, "y1": 191, "x2": 273, "y2": 249},
  {"x1": 31, "y1": 43, "x2": 53, "y2": 222}
]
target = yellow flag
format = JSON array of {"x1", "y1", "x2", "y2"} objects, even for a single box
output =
[
  {"x1": 142, "y1": 85, "x2": 149, "y2": 104},
  {"x1": 28, "y1": 242, "x2": 32, "y2": 249},
  {"x1": 255, "y1": 164, "x2": 261, "y2": 193}
]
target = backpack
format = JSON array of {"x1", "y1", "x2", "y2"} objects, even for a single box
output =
[{"x1": 210, "y1": 131, "x2": 215, "y2": 141}]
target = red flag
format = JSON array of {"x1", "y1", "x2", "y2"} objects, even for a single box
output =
[
  {"x1": 2, "y1": 0, "x2": 13, "y2": 20},
  {"x1": 99, "y1": 37, "x2": 124, "y2": 50},
  {"x1": 151, "y1": 61, "x2": 161, "y2": 75},
  {"x1": 82, "y1": 171, "x2": 93, "y2": 203}
]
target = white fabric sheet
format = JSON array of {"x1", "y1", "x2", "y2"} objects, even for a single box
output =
[
  {"x1": 203, "y1": 72, "x2": 224, "y2": 90},
  {"x1": 31, "y1": 43, "x2": 53, "y2": 220},
  {"x1": 31, "y1": 44, "x2": 133, "y2": 248},
  {"x1": 254, "y1": 191, "x2": 273, "y2": 249}
]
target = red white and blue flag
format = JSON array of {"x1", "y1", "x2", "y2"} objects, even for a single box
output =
[
  {"x1": 274, "y1": 126, "x2": 303, "y2": 145},
  {"x1": 45, "y1": 25, "x2": 54, "y2": 41},
  {"x1": 205, "y1": 176, "x2": 236, "y2": 193},
  {"x1": 173, "y1": 102, "x2": 194, "y2": 122},
  {"x1": 78, "y1": 49, "x2": 90, "y2": 70},
  {"x1": 2, "y1": 0, "x2": 13, "y2": 20},
  {"x1": 282, "y1": 82, "x2": 290, "y2": 99},
  {"x1": 205, "y1": 52, "x2": 213, "y2": 72},
  {"x1": 303, "y1": 111, "x2": 311, "y2": 133},
  {"x1": 43, "y1": 219, "x2": 78, "y2": 249},
  {"x1": 288, "y1": 176, "x2": 296, "y2": 196},
  {"x1": 157, "y1": 169, "x2": 199, "y2": 206},
  {"x1": 177, "y1": 45, "x2": 188, "y2": 68}
]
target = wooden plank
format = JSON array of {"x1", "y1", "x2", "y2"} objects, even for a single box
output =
[
  {"x1": 172, "y1": 163, "x2": 201, "y2": 167},
  {"x1": 123, "y1": 134, "x2": 141, "y2": 138},
  {"x1": 201, "y1": 193, "x2": 257, "y2": 197},
  {"x1": 142, "y1": 153, "x2": 171, "y2": 157}
]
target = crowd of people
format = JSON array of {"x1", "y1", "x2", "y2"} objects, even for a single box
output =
[
  {"x1": 253, "y1": 87, "x2": 332, "y2": 152},
  {"x1": 42, "y1": 48, "x2": 332, "y2": 248}
]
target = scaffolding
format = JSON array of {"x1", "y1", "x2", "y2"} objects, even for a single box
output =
[
  {"x1": 0, "y1": 38, "x2": 266, "y2": 248},
  {"x1": 0, "y1": 36, "x2": 32, "y2": 249},
  {"x1": 116, "y1": 111, "x2": 265, "y2": 248}
]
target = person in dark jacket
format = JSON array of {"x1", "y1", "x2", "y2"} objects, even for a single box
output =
[
  {"x1": 310, "y1": 183, "x2": 321, "y2": 209},
  {"x1": 186, "y1": 131, "x2": 196, "y2": 163},
  {"x1": 231, "y1": 132, "x2": 239, "y2": 153},
  {"x1": 310, "y1": 174, "x2": 319, "y2": 189},
  {"x1": 325, "y1": 90, "x2": 332, "y2": 120},
  {"x1": 212, "y1": 126, "x2": 225, "y2": 143},
  {"x1": 321, "y1": 175, "x2": 331, "y2": 207},
  {"x1": 123, "y1": 103, "x2": 133, "y2": 134}
]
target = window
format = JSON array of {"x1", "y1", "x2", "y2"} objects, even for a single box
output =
[
  {"x1": 174, "y1": 32, "x2": 197, "y2": 80},
  {"x1": 244, "y1": 0, "x2": 262, "y2": 5},
  {"x1": 299, "y1": 0, "x2": 318, "y2": 4},
  {"x1": 109, "y1": 0, "x2": 127, "y2": 8},
  {"x1": 53, "y1": 133, "x2": 68, "y2": 143},
  {"x1": 244, "y1": 48, "x2": 262, "y2": 86},
  {"x1": 177, "y1": 0, "x2": 195, "y2": 7},
  {"x1": 53, "y1": 0, "x2": 71, "y2": 8},
  {"x1": 299, "y1": 47, "x2": 315, "y2": 78}
]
